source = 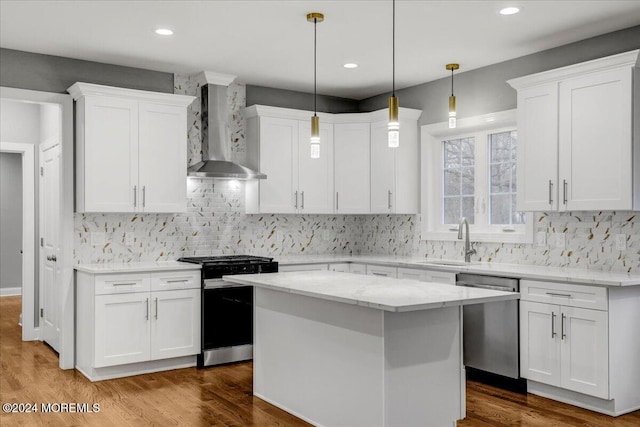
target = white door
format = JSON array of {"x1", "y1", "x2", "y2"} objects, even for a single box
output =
[
  {"x1": 94, "y1": 293, "x2": 151, "y2": 367},
  {"x1": 334, "y1": 123, "x2": 370, "y2": 213},
  {"x1": 259, "y1": 117, "x2": 298, "y2": 213},
  {"x1": 370, "y1": 120, "x2": 396, "y2": 213},
  {"x1": 84, "y1": 96, "x2": 139, "y2": 212},
  {"x1": 40, "y1": 141, "x2": 61, "y2": 352},
  {"x1": 138, "y1": 102, "x2": 187, "y2": 213},
  {"x1": 519, "y1": 301, "x2": 561, "y2": 386},
  {"x1": 560, "y1": 306, "x2": 609, "y2": 399},
  {"x1": 515, "y1": 83, "x2": 559, "y2": 211},
  {"x1": 298, "y1": 121, "x2": 334, "y2": 213},
  {"x1": 150, "y1": 289, "x2": 200, "y2": 360},
  {"x1": 559, "y1": 68, "x2": 633, "y2": 211}
]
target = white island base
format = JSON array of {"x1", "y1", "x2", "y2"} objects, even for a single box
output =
[{"x1": 254, "y1": 287, "x2": 464, "y2": 427}]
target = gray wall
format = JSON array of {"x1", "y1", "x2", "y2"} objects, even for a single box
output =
[
  {"x1": 358, "y1": 25, "x2": 640, "y2": 126},
  {"x1": 246, "y1": 84, "x2": 359, "y2": 113},
  {"x1": 1, "y1": 153, "x2": 23, "y2": 290},
  {"x1": 0, "y1": 48, "x2": 174, "y2": 94}
]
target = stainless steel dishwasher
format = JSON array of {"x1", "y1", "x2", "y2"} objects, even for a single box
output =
[{"x1": 456, "y1": 273, "x2": 520, "y2": 379}]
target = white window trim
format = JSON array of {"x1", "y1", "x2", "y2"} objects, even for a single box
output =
[{"x1": 420, "y1": 109, "x2": 534, "y2": 244}]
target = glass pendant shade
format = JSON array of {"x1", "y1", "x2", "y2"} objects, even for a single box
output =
[
  {"x1": 449, "y1": 95, "x2": 457, "y2": 129},
  {"x1": 310, "y1": 115, "x2": 320, "y2": 158},
  {"x1": 388, "y1": 95, "x2": 400, "y2": 148}
]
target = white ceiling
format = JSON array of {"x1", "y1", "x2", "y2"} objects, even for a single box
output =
[{"x1": 1, "y1": 1, "x2": 639, "y2": 100}]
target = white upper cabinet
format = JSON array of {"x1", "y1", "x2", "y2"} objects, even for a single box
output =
[
  {"x1": 245, "y1": 111, "x2": 334, "y2": 214},
  {"x1": 68, "y1": 83, "x2": 194, "y2": 213},
  {"x1": 334, "y1": 122, "x2": 370, "y2": 214},
  {"x1": 508, "y1": 50, "x2": 639, "y2": 211},
  {"x1": 245, "y1": 105, "x2": 421, "y2": 214},
  {"x1": 370, "y1": 113, "x2": 420, "y2": 214}
]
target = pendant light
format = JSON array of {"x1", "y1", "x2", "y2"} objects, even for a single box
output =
[
  {"x1": 388, "y1": 0, "x2": 399, "y2": 148},
  {"x1": 446, "y1": 63, "x2": 459, "y2": 129},
  {"x1": 307, "y1": 12, "x2": 324, "y2": 159}
]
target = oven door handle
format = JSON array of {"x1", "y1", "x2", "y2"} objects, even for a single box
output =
[
  {"x1": 220, "y1": 297, "x2": 253, "y2": 306},
  {"x1": 204, "y1": 279, "x2": 252, "y2": 289}
]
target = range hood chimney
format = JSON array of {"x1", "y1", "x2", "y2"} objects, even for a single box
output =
[{"x1": 188, "y1": 72, "x2": 266, "y2": 179}]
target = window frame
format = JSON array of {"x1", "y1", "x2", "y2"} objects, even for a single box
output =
[{"x1": 420, "y1": 109, "x2": 534, "y2": 244}]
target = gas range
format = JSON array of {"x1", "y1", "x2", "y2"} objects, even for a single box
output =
[{"x1": 178, "y1": 255, "x2": 278, "y2": 281}]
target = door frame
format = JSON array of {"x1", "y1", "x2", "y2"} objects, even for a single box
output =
[
  {"x1": 0, "y1": 142, "x2": 35, "y2": 340},
  {"x1": 1, "y1": 87, "x2": 74, "y2": 369}
]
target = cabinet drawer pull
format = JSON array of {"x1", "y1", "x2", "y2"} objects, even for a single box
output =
[
  {"x1": 546, "y1": 292, "x2": 571, "y2": 298},
  {"x1": 551, "y1": 311, "x2": 556, "y2": 338},
  {"x1": 145, "y1": 298, "x2": 149, "y2": 320},
  {"x1": 166, "y1": 279, "x2": 189, "y2": 283},
  {"x1": 112, "y1": 282, "x2": 137, "y2": 286},
  {"x1": 155, "y1": 298, "x2": 159, "y2": 320},
  {"x1": 548, "y1": 180, "x2": 553, "y2": 205},
  {"x1": 563, "y1": 179, "x2": 568, "y2": 205},
  {"x1": 561, "y1": 313, "x2": 566, "y2": 340},
  {"x1": 372, "y1": 272, "x2": 387, "y2": 276}
]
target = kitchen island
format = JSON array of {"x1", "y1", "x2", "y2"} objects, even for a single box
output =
[{"x1": 224, "y1": 271, "x2": 520, "y2": 427}]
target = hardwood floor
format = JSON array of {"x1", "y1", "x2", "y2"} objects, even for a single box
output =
[{"x1": 1, "y1": 295, "x2": 639, "y2": 426}]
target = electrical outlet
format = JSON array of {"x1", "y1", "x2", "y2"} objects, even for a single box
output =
[
  {"x1": 536, "y1": 231, "x2": 547, "y2": 247},
  {"x1": 125, "y1": 232, "x2": 135, "y2": 246},
  {"x1": 555, "y1": 233, "x2": 566, "y2": 249},
  {"x1": 91, "y1": 232, "x2": 105, "y2": 246},
  {"x1": 615, "y1": 234, "x2": 627, "y2": 251}
]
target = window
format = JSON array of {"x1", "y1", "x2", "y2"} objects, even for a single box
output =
[{"x1": 421, "y1": 110, "x2": 533, "y2": 243}]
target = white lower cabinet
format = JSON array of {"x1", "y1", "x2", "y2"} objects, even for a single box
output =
[
  {"x1": 397, "y1": 267, "x2": 456, "y2": 285},
  {"x1": 520, "y1": 300, "x2": 608, "y2": 399},
  {"x1": 349, "y1": 263, "x2": 367, "y2": 275},
  {"x1": 76, "y1": 268, "x2": 201, "y2": 381},
  {"x1": 328, "y1": 263, "x2": 350, "y2": 273}
]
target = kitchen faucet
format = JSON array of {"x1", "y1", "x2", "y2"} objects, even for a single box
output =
[{"x1": 457, "y1": 217, "x2": 476, "y2": 263}]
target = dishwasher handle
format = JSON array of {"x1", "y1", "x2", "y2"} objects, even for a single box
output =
[{"x1": 455, "y1": 281, "x2": 517, "y2": 292}]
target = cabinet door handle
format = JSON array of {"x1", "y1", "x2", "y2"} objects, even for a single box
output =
[
  {"x1": 388, "y1": 190, "x2": 393, "y2": 210},
  {"x1": 145, "y1": 298, "x2": 149, "y2": 320},
  {"x1": 551, "y1": 311, "x2": 556, "y2": 338},
  {"x1": 142, "y1": 186, "x2": 146, "y2": 208},
  {"x1": 336, "y1": 192, "x2": 339, "y2": 210},
  {"x1": 546, "y1": 292, "x2": 571, "y2": 298},
  {"x1": 113, "y1": 282, "x2": 137, "y2": 286},
  {"x1": 561, "y1": 313, "x2": 566, "y2": 340},
  {"x1": 372, "y1": 272, "x2": 386, "y2": 276},
  {"x1": 563, "y1": 180, "x2": 568, "y2": 205},
  {"x1": 548, "y1": 180, "x2": 553, "y2": 205},
  {"x1": 301, "y1": 191, "x2": 305, "y2": 209},
  {"x1": 155, "y1": 297, "x2": 159, "y2": 319},
  {"x1": 133, "y1": 185, "x2": 137, "y2": 207},
  {"x1": 294, "y1": 191, "x2": 298, "y2": 209},
  {"x1": 166, "y1": 279, "x2": 188, "y2": 283}
]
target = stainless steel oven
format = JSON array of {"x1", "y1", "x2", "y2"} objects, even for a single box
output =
[{"x1": 178, "y1": 255, "x2": 278, "y2": 367}]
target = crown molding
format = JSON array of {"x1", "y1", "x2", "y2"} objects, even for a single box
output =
[
  {"x1": 244, "y1": 104, "x2": 422, "y2": 124},
  {"x1": 67, "y1": 82, "x2": 195, "y2": 106},
  {"x1": 195, "y1": 71, "x2": 237, "y2": 87}
]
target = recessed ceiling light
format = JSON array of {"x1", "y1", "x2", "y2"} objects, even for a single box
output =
[
  {"x1": 155, "y1": 28, "x2": 174, "y2": 36},
  {"x1": 499, "y1": 7, "x2": 520, "y2": 16},
  {"x1": 343, "y1": 63, "x2": 358, "y2": 69}
]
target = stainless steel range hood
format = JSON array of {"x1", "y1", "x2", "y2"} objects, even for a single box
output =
[{"x1": 188, "y1": 83, "x2": 266, "y2": 179}]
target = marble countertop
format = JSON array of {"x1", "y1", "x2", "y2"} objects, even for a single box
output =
[
  {"x1": 224, "y1": 271, "x2": 520, "y2": 313},
  {"x1": 274, "y1": 255, "x2": 640, "y2": 287},
  {"x1": 74, "y1": 261, "x2": 201, "y2": 274}
]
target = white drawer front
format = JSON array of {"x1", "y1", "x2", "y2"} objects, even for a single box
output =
[
  {"x1": 279, "y1": 264, "x2": 328, "y2": 272},
  {"x1": 426, "y1": 271, "x2": 456, "y2": 286},
  {"x1": 95, "y1": 273, "x2": 151, "y2": 295},
  {"x1": 366, "y1": 265, "x2": 398, "y2": 278},
  {"x1": 349, "y1": 263, "x2": 367, "y2": 275},
  {"x1": 521, "y1": 280, "x2": 607, "y2": 311},
  {"x1": 151, "y1": 270, "x2": 201, "y2": 291},
  {"x1": 397, "y1": 267, "x2": 428, "y2": 281}
]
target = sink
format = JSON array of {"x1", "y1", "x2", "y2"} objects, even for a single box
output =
[{"x1": 417, "y1": 260, "x2": 474, "y2": 267}]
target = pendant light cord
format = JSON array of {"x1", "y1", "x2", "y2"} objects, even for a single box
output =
[
  {"x1": 451, "y1": 68, "x2": 454, "y2": 96},
  {"x1": 392, "y1": 0, "x2": 395, "y2": 97},
  {"x1": 314, "y1": 17, "x2": 317, "y2": 116}
]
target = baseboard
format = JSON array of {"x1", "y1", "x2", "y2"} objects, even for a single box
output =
[
  {"x1": 76, "y1": 355, "x2": 197, "y2": 382},
  {"x1": 254, "y1": 392, "x2": 324, "y2": 427},
  {"x1": 0, "y1": 287, "x2": 22, "y2": 296}
]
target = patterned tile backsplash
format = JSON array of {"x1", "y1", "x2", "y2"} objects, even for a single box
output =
[{"x1": 74, "y1": 73, "x2": 639, "y2": 273}]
